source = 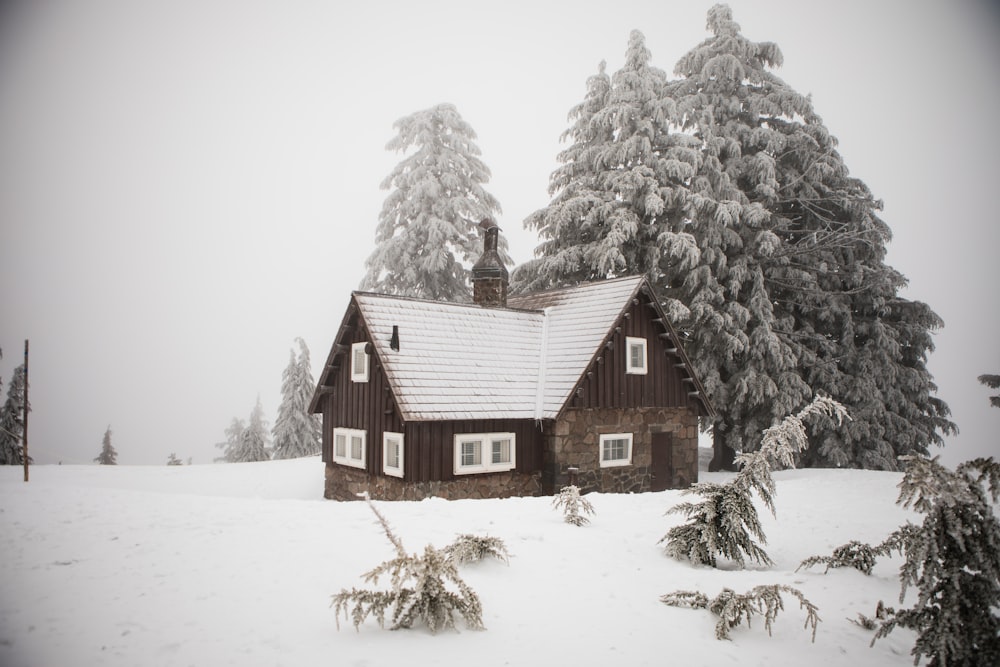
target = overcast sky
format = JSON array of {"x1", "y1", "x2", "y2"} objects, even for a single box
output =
[{"x1": 0, "y1": 0, "x2": 997, "y2": 467}]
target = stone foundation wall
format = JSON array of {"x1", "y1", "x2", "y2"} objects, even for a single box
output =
[
  {"x1": 325, "y1": 464, "x2": 542, "y2": 501},
  {"x1": 544, "y1": 407, "x2": 699, "y2": 494}
]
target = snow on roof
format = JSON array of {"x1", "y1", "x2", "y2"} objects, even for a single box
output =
[{"x1": 356, "y1": 275, "x2": 645, "y2": 422}]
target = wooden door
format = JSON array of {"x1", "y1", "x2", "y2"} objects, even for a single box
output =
[{"x1": 650, "y1": 432, "x2": 674, "y2": 492}]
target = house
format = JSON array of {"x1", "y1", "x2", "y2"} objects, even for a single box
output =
[{"x1": 310, "y1": 222, "x2": 714, "y2": 500}]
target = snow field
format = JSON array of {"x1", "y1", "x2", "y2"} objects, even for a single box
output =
[{"x1": 0, "y1": 458, "x2": 921, "y2": 666}]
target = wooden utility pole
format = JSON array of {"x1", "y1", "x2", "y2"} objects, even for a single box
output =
[{"x1": 22, "y1": 339, "x2": 29, "y2": 482}]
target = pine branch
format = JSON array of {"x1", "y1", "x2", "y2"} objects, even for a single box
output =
[{"x1": 662, "y1": 584, "x2": 820, "y2": 642}]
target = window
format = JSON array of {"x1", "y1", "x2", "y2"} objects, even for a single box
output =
[
  {"x1": 333, "y1": 427, "x2": 366, "y2": 469},
  {"x1": 626, "y1": 337, "x2": 647, "y2": 375},
  {"x1": 454, "y1": 433, "x2": 516, "y2": 475},
  {"x1": 351, "y1": 342, "x2": 370, "y2": 383},
  {"x1": 383, "y1": 432, "x2": 404, "y2": 478},
  {"x1": 600, "y1": 433, "x2": 633, "y2": 468}
]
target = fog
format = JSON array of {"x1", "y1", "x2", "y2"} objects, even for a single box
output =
[{"x1": 1, "y1": 0, "x2": 996, "y2": 467}]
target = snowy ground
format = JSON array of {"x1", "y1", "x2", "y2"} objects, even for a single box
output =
[{"x1": 0, "y1": 455, "x2": 924, "y2": 667}]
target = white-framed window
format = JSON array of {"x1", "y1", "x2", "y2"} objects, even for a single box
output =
[
  {"x1": 454, "y1": 432, "x2": 516, "y2": 475},
  {"x1": 333, "y1": 427, "x2": 366, "y2": 469},
  {"x1": 626, "y1": 336, "x2": 647, "y2": 375},
  {"x1": 351, "y1": 342, "x2": 370, "y2": 383},
  {"x1": 599, "y1": 433, "x2": 633, "y2": 468},
  {"x1": 383, "y1": 432, "x2": 404, "y2": 478}
]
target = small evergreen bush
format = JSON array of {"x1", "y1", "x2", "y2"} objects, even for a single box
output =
[
  {"x1": 444, "y1": 534, "x2": 510, "y2": 566},
  {"x1": 552, "y1": 484, "x2": 595, "y2": 526},
  {"x1": 331, "y1": 497, "x2": 487, "y2": 633},
  {"x1": 661, "y1": 584, "x2": 820, "y2": 641},
  {"x1": 662, "y1": 395, "x2": 848, "y2": 567}
]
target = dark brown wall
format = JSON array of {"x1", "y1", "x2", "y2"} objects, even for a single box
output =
[
  {"x1": 320, "y1": 309, "x2": 404, "y2": 470},
  {"x1": 568, "y1": 293, "x2": 702, "y2": 413}
]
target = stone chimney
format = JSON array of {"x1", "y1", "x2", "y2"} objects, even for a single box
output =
[{"x1": 471, "y1": 218, "x2": 508, "y2": 307}]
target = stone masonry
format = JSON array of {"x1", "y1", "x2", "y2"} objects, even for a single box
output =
[
  {"x1": 543, "y1": 406, "x2": 699, "y2": 494},
  {"x1": 326, "y1": 463, "x2": 542, "y2": 501}
]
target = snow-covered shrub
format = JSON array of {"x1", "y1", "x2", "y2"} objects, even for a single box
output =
[
  {"x1": 662, "y1": 395, "x2": 847, "y2": 567},
  {"x1": 862, "y1": 456, "x2": 1000, "y2": 666},
  {"x1": 331, "y1": 497, "x2": 484, "y2": 633},
  {"x1": 798, "y1": 525, "x2": 915, "y2": 575},
  {"x1": 661, "y1": 584, "x2": 820, "y2": 641},
  {"x1": 552, "y1": 484, "x2": 595, "y2": 526},
  {"x1": 444, "y1": 534, "x2": 510, "y2": 566}
]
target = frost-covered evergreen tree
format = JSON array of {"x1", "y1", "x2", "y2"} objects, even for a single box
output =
[
  {"x1": 166, "y1": 453, "x2": 182, "y2": 466},
  {"x1": 517, "y1": 6, "x2": 953, "y2": 471},
  {"x1": 332, "y1": 496, "x2": 486, "y2": 633},
  {"x1": 513, "y1": 32, "x2": 700, "y2": 294},
  {"x1": 94, "y1": 426, "x2": 117, "y2": 465},
  {"x1": 0, "y1": 365, "x2": 29, "y2": 466},
  {"x1": 863, "y1": 456, "x2": 1000, "y2": 666},
  {"x1": 235, "y1": 397, "x2": 270, "y2": 462},
  {"x1": 662, "y1": 395, "x2": 846, "y2": 567},
  {"x1": 980, "y1": 373, "x2": 1000, "y2": 408},
  {"x1": 663, "y1": 4, "x2": 953, "y2": 470},
  {"x1": 361, "y1": 103, "x2": 505, "y2": 301},
  {"x1": 552, "y1": 484, "x2": 596, "y2": 526},
  {"x1": 216, "y1": 398, "x2": 270, "y2": 463},
  {"x1": 271, "y1": 338, "x2": 321, "y2": 459},
  {"x1": 215, "y1": 417, "x2": 246, "y2": 463}
]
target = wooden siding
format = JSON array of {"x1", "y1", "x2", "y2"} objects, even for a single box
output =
[
  {"x1": 403, "y1": 418, "x2": 544, "y2": 484},
  {"x1": 320, "y1": 308, "x2": 404, "y2": 470},
  {"x1": 568, "y1": 291, "x2": 703, "y2": 414}
]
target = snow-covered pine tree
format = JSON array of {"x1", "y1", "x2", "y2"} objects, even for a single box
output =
[
  {"x1": 215, "y1": 417, "x2": 246, "y2": 463},
  {"x1": 513, "y1": 31, "x2": 700, "y2": 294},
  {"x1": 361, "y1": 103, "x2": 505, "y2": 301},
  {"x1": 166, "y1": 453, "x2": 182, "y2": 466},
  {"x1": 233, "y1": 397, "x2": 270, "y2": 462},
  {"x1": 662, "y1": 395, "x2": 846, "y2": 568},
  {"x1": 0, "y1": 364, "x2": 29, "y2": 465},
  {"x1": 980, "y1": 373, "x2": 1000, "y2": 408},
  {"x1": 552, "y1": 484, "x2": 596, "y2": 526},
  {"x1": 663, "y1": 4, "x2": 953, "y2": 469},
  {"x1": 866, "y1": 456, "x2": 1000, "y2": 666},
  {"x1": 331, "y1": 496, "x2": 485, "y2": 633},
  {"x1": 94, "y1": 425, "x2": 117, "y2": 465},
  {"x1": 661, "y1": 584, "x2": 820, "y2": 641},
  {"x1": 271, "y1": 338, "x2": 321, "y2": 459}
]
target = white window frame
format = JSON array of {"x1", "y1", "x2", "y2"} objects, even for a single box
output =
[
  {"x1": 453, "y1": 432, "x2": 516, "y2": 475},
  {"x1": 599, "y1": 432, "x2": 633, "y2": 468},
  {"x1": 351, "y1": 342, "x2": 370, "y2": 383},
  {"x1": 333, "y1": 427, "x2": 366, "y2": 469},
  {"x1": 382, "y1": 432, "x2": 404, "y2": 478},
  {"x1": 625, "y1": 336, "x2": 648, "y2": 375}
]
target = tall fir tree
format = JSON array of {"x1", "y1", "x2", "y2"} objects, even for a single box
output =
[
  {"x1": 361, "y1": 103, "x2": 506, "y2": 301},
  {"x1": 663, "y1": 4, "x2": 953, "y2": 469},
  {"x1": 514, "y1": 32, "x2": 701, "y2": 294},
  {"x1": 215, "y1": 417, "x2": 247, "y2": 463},
  {"x1": 0, "y1": 364, "x2": 29, "y2": 466},
  {"x1": 272, "y1": 338, "x2": 321, "y2": 459},
  {"x1": 234, "y1": 396, "x2": 270, "y2": 463},
  {"x1": 94, "y1": 425, "x2": 118, "y2": 465},
  {"x1": 516, "y1": 6, "x2": 953, "y2": 470}
]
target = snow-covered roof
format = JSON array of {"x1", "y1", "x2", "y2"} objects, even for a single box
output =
[{"x1": 353, "y1": 276, "x2": 646, "y2": 422}]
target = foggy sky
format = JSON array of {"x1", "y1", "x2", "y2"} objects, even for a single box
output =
[{"x1": 1, "y1": 0, "x2": 997, "y2": 467}]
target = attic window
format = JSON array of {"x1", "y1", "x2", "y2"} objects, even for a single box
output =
[
  {"x1": 454, "y1": 433, "x2": 516, "y2": 475},
  {"x1": 351, "y1": 342, "x2": 370, "y2": 383},
  {"x1": 626, "y1": 337, "x2": 647, "y2": 375}
]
